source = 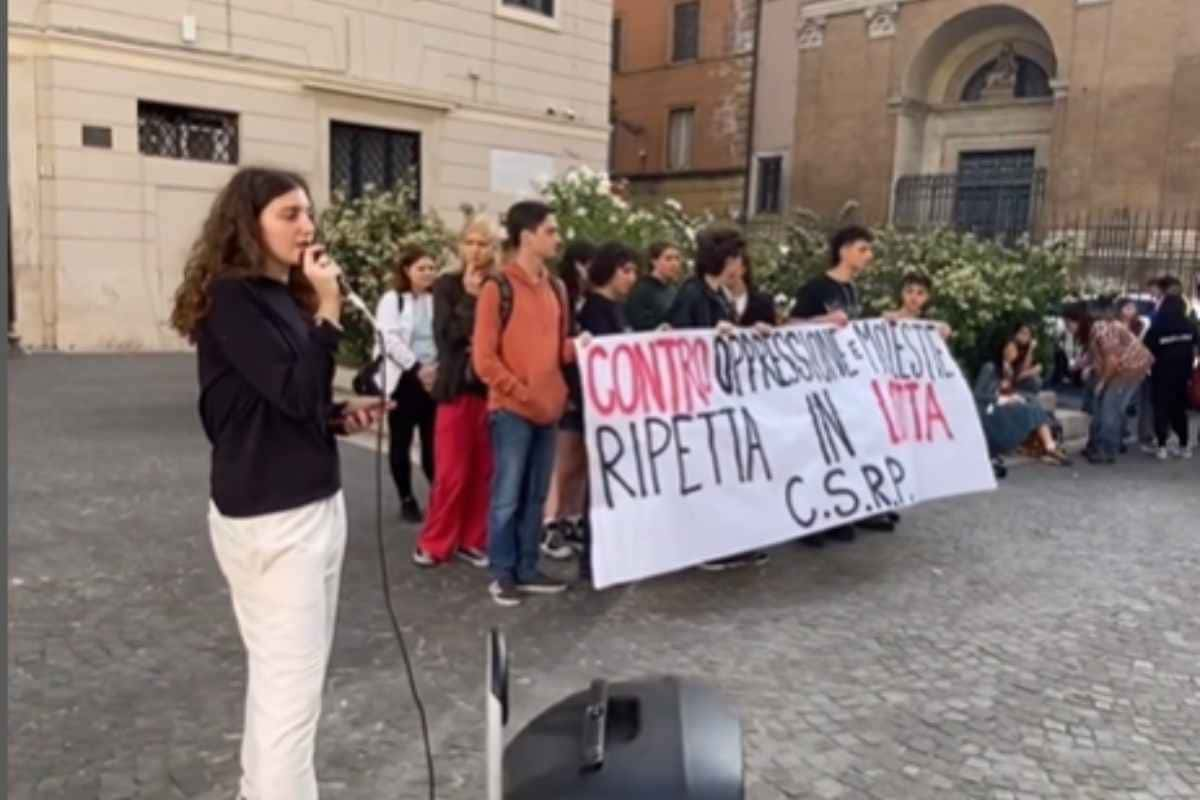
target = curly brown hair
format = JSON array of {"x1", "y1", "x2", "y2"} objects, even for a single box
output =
[{"x1": 169, "y1": 167, "x2": 319, "y2": 342}]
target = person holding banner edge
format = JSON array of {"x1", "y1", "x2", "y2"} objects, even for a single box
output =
[
  {"x1": 667, "y1": 227, "x2": 772, "y2": 571},
  {"x1": 790, "y1": 225, "x2": 900, "y2": 547},
  {"x1": 573, "y1": 241, "x2": 640, "y2": 580}
]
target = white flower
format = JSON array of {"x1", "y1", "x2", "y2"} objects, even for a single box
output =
[
  {"x1": 779, "y1": 244, "x2": 791, "y2": 256},
  {"x1": 566, "y1": 171, "x2": 580, "y2": 186},
  {"x1": 613, "y1": 196, "x2": 629, "y2": 210},
  {"x1": 579, "y1": 164, "x2": 596, "y2": 179}
]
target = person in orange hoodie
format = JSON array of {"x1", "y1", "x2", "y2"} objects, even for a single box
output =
[{"x1": 473, "y1": 201, "x2": 589, "y2": 606}]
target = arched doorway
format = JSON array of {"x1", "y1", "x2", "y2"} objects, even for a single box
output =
[{"x1": 892, "y1": 6, "x2": 1060, "y2": 240}]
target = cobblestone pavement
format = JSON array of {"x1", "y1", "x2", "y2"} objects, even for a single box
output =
[{"x1": 9, "y1": 354, "x2": 1200, "y2": 800}]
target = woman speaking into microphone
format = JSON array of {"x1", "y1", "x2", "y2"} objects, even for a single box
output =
[{"x1": 170, "y1": 167, "x2": 388, "y2": 800}]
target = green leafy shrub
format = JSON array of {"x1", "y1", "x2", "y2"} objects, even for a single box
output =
[{"x1": 317, "y1": 181, "x2": 454, "y2": 366}]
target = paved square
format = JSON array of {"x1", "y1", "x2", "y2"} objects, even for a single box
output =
[{"x1": 8, "y1": 354, "x2": 1200, "y2": 799}]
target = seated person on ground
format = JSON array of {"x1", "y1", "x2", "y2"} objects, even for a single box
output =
[{"x1": 974, "y1": 339, "x2": 1071, "y2": 467}]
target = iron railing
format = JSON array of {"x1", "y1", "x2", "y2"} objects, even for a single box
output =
[
  {"x1": 892, "y1": 166, "x2": 1047, "y2": 242},
  {"x1": 1034, "y1": 209, "x2": 1200, "y2": 294}
]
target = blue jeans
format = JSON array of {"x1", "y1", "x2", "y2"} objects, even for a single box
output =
[
  {"x1": 487, "y1": 411, "x2": 556, "y2": 583},
  {"x1": 1088, "y1": 382, "x2": 1139, "y2": 459}
]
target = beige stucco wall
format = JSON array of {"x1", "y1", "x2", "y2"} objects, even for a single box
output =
[{"x1": 8, "y1": 0, "x2": 612, "y2": 351}]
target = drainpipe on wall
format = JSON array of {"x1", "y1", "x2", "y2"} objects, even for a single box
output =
[{"x1": 740, "y1": 0, "x2": 764, "y2": 222}]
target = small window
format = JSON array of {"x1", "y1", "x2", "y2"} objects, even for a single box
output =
[
  {"x1": 502, "y1": 0, "x2": 554, "y2": 17},
  {"x1": 612, "y1": 18, "x2": 623, "y2": 73},
  {"x1": 756, "y1": 155, "x2": 783, "y2": 214},
  {"x1": 330, "y1": 121, "x2": 421, "y2": 209},
  {"x1": 138, "y1": 101, "x2": 238, "y2": 164},
  {"x1": 673, "y1": 2, "x2": 700, "y2": 62},
  {"x1": 667, "y1": 108, "x2": 695, "y2": 171}
]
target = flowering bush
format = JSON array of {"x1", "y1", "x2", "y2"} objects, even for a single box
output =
[
  {"x1": 539, "y1": 166, "x2": 716, "y2": 261},
  {"x1": 768, "y1": 218, "x2": 1074, "y2": 377},
  {"x1": 317, "y1": 181, "x2": 454, "y2": 366}
]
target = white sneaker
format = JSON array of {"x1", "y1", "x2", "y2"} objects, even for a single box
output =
[
  {"x1": 1140, "y1": 442, "x2": 1160, "y2": 456},
  {"x1": 1174, "y1": 446, "x2": 1193, "y2": 460},
  {"x1": 1156, "y1": 447, "x2": 1169, "y2": 461}
]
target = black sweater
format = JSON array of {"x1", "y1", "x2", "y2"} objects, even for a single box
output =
[
  {"x1": 666, "y1": 277, "x2": 733, "y2": 330},
  {"x1": 1145, "y1": 313, "x2": 1199, "y2": 384},
  {"x1": 196, "y1": 277, "x2": 343, "y2": 517},
  {"x1": 430, "y1": 272, "x2": 488, "y2": 403}
]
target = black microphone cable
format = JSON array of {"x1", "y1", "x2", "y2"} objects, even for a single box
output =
[{"x1": 344, "y1": 285, "x2": 437, "y2": 800}]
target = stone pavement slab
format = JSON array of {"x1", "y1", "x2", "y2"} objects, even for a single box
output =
[{"x1": 8, "y1": 354, "x2": 1200, "y2": 800}]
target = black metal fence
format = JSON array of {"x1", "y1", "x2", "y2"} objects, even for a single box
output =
[
  {"x1": 1033, "y1": 209, "x2": 1200, "y2": 294},
  {"x1": 893, "y1": 167, "x2": 1048, "y2": 243}
]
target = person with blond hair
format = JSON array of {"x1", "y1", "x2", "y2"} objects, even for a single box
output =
[{"x1": 412, "y1": 215, "x2": 499, "y2": 568}]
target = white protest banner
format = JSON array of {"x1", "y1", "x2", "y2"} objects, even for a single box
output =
[{"x1": 578, "y1": 319, "x2": 997, "y2": 589}]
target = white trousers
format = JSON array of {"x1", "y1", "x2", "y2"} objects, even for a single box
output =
[{"x1": 209, "y1": 491, "x2": 347, "y2": 800}]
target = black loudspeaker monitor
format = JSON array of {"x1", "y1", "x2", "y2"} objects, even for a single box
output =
[{"x1": 488, "y1": 629, "x2": 744, "y2": 800}]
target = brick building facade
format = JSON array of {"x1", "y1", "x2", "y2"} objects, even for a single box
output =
[
  {"x1": 610, "y1": 0, "x2": 760, "y2": 215},
  {"x1": 752, "y1": 0, "x2": 1200, "y2": 233}
]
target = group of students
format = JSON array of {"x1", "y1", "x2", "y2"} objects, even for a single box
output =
[
  {"x1": 373, "y1": 214, "x2": 931, "y2": 605},
  {"x1": 1064, "y1": 277, "x2": 1198, "y2": 463},
  {"x1": 174, "y1": 165, "x2": 1197, "y2": 799},
  {"x1": 970, "y1": 276, "x2": 1198, "y2": 471}
]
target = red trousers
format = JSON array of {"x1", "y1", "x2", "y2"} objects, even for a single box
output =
[{"x1": 417, "y1": 395, "x2": 493, "y2": 561}]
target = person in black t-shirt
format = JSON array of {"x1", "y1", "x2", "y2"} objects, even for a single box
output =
[
  {"x1": 572, "y1": 241, "x2": 638, "y2": 581},
  {"x1": 578, "y1": 241, "x2": 637, "y2": 336},
  {"x1": 170, "y1": 168, "x2": 390, "y2": 800},
  {"x1": 791, "y1": 225, "x2": 899, "y2": 545}
]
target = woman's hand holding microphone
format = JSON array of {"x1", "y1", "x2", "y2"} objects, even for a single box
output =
[
  {"x1": 303, "y1": 245, "x2": 395, "y2": 433},
  {"x1": 304, "y1": 244, "x2": 344, "y2": 328}
]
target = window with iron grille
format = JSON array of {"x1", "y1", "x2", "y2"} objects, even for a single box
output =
[
  {"x1": 502, "y1": 0, "x2": 554, "y2": 16},
  {"x1": 330, "y1": 121, "x2": 421, "y2": 208},
  {"x1": 137, "y1": 101, "x2": 238, "y2": 164},
  {"x1": 673, "y1": 2, "x2": 700, "y2": 62},
  {"x1": 667, "y1": 108, "x2": 695, "y2": 171},
  {"x1": 612, "y1": 18, "x2": 623, "y2": 72},
  {"x1": 756, "y1": 155, "x2": 783, "y2": 214}
]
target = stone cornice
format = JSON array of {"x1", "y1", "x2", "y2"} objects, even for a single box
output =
[{"x1": 800, "y1": 0, "x2": 913, "y2": 20}]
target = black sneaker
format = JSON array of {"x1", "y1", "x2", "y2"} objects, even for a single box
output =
[
  {"x1": 517, "y1": 572, "x2": 568, "y2": 594},
  {"x1": 827, "y1": 525, "x2": 858, "y2": 541},
  {"x1": 562, "y1": 518, "x2": 588, "y2": 553},
  {"x1": 699, "y1": 551, "x2": 769, "y2": 571},
  {"x1": 400, "y1": 497, "x2": 424, "y2": 524},
  {"x1": 489, "y1": 579, "x2": 522, "y2": 607},
  {"x1": 540, "y1": 523, "x2": 574, "y2": 561},
  {"x1": 886, "y1": 512, "x2": 901, "y2": 524},
  {"x1": 801, "y1": 534, "x2": 827, "y2": 549},
  {"x1": 856, "y1": 516, "x2": 894, "y2": 533}
]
